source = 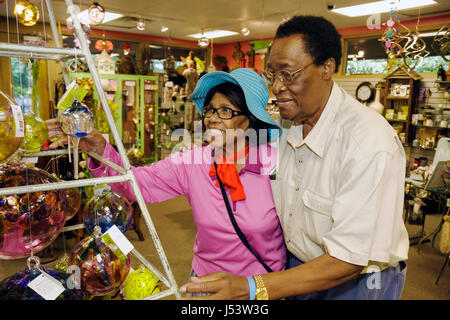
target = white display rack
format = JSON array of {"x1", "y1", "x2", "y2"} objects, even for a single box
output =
[{"x1": 0, "y1": 0, "x2": 180, "y2": 300}]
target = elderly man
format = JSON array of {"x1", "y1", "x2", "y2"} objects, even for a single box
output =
[{"x1": 181, "y1": 15, "x2": 409, "y2": 300}]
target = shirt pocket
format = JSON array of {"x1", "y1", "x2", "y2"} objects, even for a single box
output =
[{"x1": 301, "y1": 189, "x2": 334, "y2": 245}]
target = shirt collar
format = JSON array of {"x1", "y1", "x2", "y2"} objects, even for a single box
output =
[{"x1": 286, "y1": 81, "x2": 342, "y2": 158}]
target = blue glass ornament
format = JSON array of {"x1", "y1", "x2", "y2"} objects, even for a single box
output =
[
  {"x1": 60, "y1": 100, "x2": 94, "y2": 138},
  {"x1": 82, "y1": 186, "x2": 133, "y2": 234}
]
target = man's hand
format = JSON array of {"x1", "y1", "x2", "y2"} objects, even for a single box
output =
[{"x1": 180, "y1": 272, "x2": 249, "y2": 300}]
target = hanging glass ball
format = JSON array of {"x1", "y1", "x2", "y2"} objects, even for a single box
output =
[
  {"x1": 64, "y1": 187, "x2": 82, "y2": 221},
  {"x1": 14, "y1": 0, "x2": 40, "y2": 27},
  {"x1": 0, "y1": 91, "x2": 24, "y2": 163},
  {"x1": 21, "y1": 112, "x2": 48, "y2": 154},
  {"x1": 0, "y1": 163, "x2": 68, "y2": 259},
  {"x1": 82, "y1": 187, "x2": 132, "y2": 234},
  {"x1": 88, "y1": 2, "x2": 105, "y2": 25},
  {"x1": 69, "y1": 228, "x2": 131, "y2": 296},
  {"x1": 59, "y1": 100, "x2": 94, "y2": 138},
  {"x1": 0, "y1": 258, "x2": 88, "y2": 300},
  {"x1": 122, "y1": 264, "x2": 161, "y2": 300}
]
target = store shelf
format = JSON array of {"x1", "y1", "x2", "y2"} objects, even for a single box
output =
[
  {"x1": 386, "y1": 95, "x2": 410, "y2": 100},
  {"x1": 412, "y1": 124, "x2": 449, "y2": 130},
  {"x1": 387, "y1": 119, "x2": 408, "y2": 123}
]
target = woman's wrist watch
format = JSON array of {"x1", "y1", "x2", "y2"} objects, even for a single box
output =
[{"x1": 253, "y1": 275, "x2": 269, "y2": 300}]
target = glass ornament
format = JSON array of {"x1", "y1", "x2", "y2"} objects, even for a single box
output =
[
  {"x1": 82, "y1": 186, "x2": 132, "y2": 234},
  {"x1": 14, "y1": 0, "x2": 40, "y2": 26},
  {"x1": 0, "y1": 163, "x2": 68, "y2": 259},
  {"x1": 88, "y1": 2, "x2": 105, "y2": 25},
  {"x1": 59, "y1": 100, "x2": 94, "y2": 138},
  {"x1": 59, "y1": 99, "x2": 94, "y2": 180},
  {"x1": 0, "y1": 91, "x2": 25, "y2": 163},
  {"x1": 0, "y1": 256, "x2": 87, "y2": 300},
  {"x1": 20, "y1": 112, "x2": 48, "y2": 154},
  {"x1": 68, "y1": 227, "x2": 131, "y2": 296},
  {"x1": 64, "y1": 187, "x2": 82, "y2": 222},
  {"x1": 122, "y1": 264, "x2": 161, "y2": 300}
]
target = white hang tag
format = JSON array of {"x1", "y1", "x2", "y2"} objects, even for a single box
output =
[
  {"x1": 10, "y1": 103, "x2": 25, "y2": 138},
  {"x1": 101, "y1": 225, "x2": 134, "y2": 257},
  {"x1": 27, "y1": 271, "x2": 66, "y2": 300}
]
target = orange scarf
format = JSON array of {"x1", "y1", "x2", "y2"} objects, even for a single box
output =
[{"x1": 209, "y1": 146, "x2": 249, "y2": 202}]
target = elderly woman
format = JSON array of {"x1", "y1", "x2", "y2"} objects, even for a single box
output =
[{"x1": 47, "y1": 68, "x2": 286, "y2": 295}]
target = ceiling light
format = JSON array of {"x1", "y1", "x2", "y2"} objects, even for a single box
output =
[
  {"x1": 331, "y1": 0, "x2": 437, "y2": 17},
  {"x1": 241, "y1": 26, "x2": 250, "y2": 36},
  {"x1": 67, "y1": 9, "x2": 122, "y2": 25},
  {"x1": 161, "y1": 25, "x2": 169, "y2": 32},
  {"x1": 188, "y1": 30, "x2": 238, "y2": 39},
  {"x1": 358, "y1": 50, "x2": 365, "y2": 57},
  {"x1": 137, "y1": 18, "x2": 145, "y2": 31},
  {"x1": 198, "y1": 36, "x2": 209, "y2": 48}
]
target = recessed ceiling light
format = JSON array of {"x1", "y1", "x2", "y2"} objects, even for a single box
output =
[
  {"x1": 67, "y1": 9, "x2": 123, "y2": 25},
  {"x1": 188, "y1": 30, "x2": 238, "y2": 39},
  {"x1": 331, "y1": 0, "x2": 437, "y2": 17},
  {"x1": 161, "y1": 25, "x2": 169, "y2": 32},
  {"x1": 241, "y1": 27, "x2": 250, "y2": 36}
]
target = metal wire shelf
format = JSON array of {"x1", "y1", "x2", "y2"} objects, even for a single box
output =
[{"x1": 0, "y1": 0, "x2": 181, "y2": 300}]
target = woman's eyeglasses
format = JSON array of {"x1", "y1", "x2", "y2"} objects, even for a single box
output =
[
  {"x1": 262, "y1": 62, "x2": 314, "y2": 86},
  {"x1": 202, "y1": 106, "x2": 246, "y2": 120}
]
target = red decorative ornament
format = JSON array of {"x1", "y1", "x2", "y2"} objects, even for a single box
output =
[{"x1": 95, "y1": 39, "x2": 113, "y2": 53}]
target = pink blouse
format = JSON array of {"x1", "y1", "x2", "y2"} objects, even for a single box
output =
[{"x1": 88, "y1": 142, "x2": 286, "y2": 276}]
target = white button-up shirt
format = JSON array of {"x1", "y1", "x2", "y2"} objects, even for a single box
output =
[{"x1": 271, "y1": 82, "x2": 409, "y2": 267}]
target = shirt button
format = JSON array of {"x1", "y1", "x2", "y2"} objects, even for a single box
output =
[
  {"x1": 298, "y1": 159, "x2": 303, "y2": 164},
  {"x1": 295, "y1": 186, "x2": 300, "y2": 191}
]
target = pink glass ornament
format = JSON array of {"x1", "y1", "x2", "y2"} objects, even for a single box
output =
[
  {"x1": 0, "y1": 163, "x2": 68, "y2": 259},
  {"x1": 68, "y1": 227, "x2": 131, "y2": 296}
]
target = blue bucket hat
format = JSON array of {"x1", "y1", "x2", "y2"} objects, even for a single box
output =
[{"x1": 190, "y1": 68, "x2": 281, "y2": 141}]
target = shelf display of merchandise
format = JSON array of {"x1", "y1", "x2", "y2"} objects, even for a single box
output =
[
  {"x1": 0, "y1": 0, "x2": 180, "y2": 301},
  {"x1": 69, "y1": 73, "x2": 159, "y2": 164}
]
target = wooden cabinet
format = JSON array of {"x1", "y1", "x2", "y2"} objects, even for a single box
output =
[
  {"x1": 383, "y1": 65, "x2": 422, "y2": 145},
  {"x1": 69, "y1": 73, "x2": 159, "y2": 163}
]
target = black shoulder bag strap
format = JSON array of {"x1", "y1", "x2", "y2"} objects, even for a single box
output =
[{"x1": 213, "y1": 160, "x2": 273, "y2": 273}]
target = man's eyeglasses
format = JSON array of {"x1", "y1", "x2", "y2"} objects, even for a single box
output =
[
  {"x1": 202, "y1": 106, "x2": 246, "y2": 120},
  {"x1": 262, "y1": 62, "x2": 315, "y2": 86}
]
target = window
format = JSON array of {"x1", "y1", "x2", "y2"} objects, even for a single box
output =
[
  {"x1": 344, "y1": 32, "x2": 449, "y2": 75},
  {"x1": 10, "y1": 57, "x2": 33, "y2": 113}
]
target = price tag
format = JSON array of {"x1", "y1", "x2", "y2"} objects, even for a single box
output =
[
  {"x1": 124, "y1": 81, "x2": 136, "y2": 87},
  {"x1": 56, "y1": 80, "x2": 88, "y2": 111},
  {"x1": 93, "y1": 184, "x2": 110, "y2": 197},
  {"x1": 101, "y1": 225, "x2": 134, "y2": 259},
  {"x1": 27, "y1": 271, "x2": 65, "y2": 300},
  {"x1": 24, "y1": 157, "x2": 38, "y2": 163},
  {"x1": 10, "y1": 103, "x2": 24, "y2": 138}
]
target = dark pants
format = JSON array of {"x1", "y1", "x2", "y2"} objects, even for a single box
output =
[{"x1": 286, "y1": 252, "x2": 407, "y2": 300}]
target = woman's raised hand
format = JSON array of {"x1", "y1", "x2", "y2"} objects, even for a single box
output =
[{"x1": 45, "y1": 118, "x2": 107, "y2": 156}]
